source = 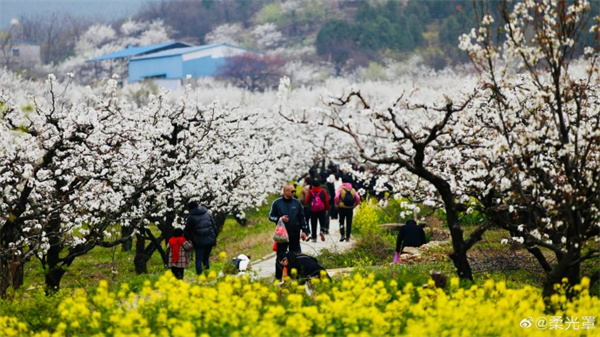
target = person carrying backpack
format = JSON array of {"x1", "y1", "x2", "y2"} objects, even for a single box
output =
[
  {"x1": 298, "y1": 176, "x2": 312, "y2": 232},
  {"x1": 334, "y1": 174, "x2": 360, "y2": 242},
  {"x1": 305, "y1": 178, "x2": 329, "y2": 242}
]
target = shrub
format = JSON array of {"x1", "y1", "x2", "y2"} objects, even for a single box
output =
[
  {"x1": 352, "y1": 198, "x2": 385, "y2": 235},
  {"x1": 0, "y1": 287, "x2": 63, "y2": 334}
]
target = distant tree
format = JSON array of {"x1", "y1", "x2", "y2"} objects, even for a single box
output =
[
  {"x1": 204, "y1": 23, "x2": 245, "y2": 45},
  {"x1": 251, "y1": 23, "x2": 284, "y2": 50},
  {"x1": 55, "y1": 19, "x2": 174, "y2": 85},
  {"x1": 0, "y1": 19, "x2": 19, "y2": 70},
  {"x1": 16, "y1": 13, "x2": 91, "y2": 65},
  {"x1": 255, "y1": 0, "x2": 331, "y2": 45},
  {"x1": 135, "y1": 0, "x2": 268, "y2": 44},
  {"x1": 316, "y1": 19, "x2": 358, "y2": 76},
  {"x1": 406, "y1": 13, "x2": 425, "y2": 49},
  {"x1": 216, "y1": 52, "x2": 286, "y2": 92}
]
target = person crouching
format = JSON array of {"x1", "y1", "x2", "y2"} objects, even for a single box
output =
[{"x1": 279, "y1": 251, "x2": 331, "y2": 284}]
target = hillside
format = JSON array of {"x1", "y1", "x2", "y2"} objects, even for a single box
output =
[{"x1": 4, "y1": 0, "x2": 600, "y2": 85}]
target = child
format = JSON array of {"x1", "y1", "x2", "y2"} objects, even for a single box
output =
[{"x1": 167, "y1": 228, "x2": 193, "y2": 279}]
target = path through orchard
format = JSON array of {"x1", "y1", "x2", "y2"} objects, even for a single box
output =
[{"x1": 250, "y1": 217, "x2": 354, "y2": 280}]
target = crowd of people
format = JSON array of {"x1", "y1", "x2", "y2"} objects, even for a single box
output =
[
  {"x1": 267, "y1": 164, "x2": 365, "y2": 281},
  {"x1": 165, "y1": 163, "x2": 423, "y2": 283}
]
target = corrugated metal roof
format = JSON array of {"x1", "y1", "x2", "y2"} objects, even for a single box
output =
[
  {"x1": 86, "y1": 42, "x2": 191, "y2": 62},
  {"x1": 12, "y1": 40, "x2": 41, "y2": 46},
  {"x1": 131, "y1": 43, "x2": 258, "y2": 61}
]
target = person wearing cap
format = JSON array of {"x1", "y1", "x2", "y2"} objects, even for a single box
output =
[
  {"x1": 393, "y1": 218, "x2": 427, "y2": 263},
  {"x1": 269, "y1": 184, "x2": 310, "y2": 280}
]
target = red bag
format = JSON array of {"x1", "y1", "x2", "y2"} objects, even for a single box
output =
[
  {"x1": 273, "y1": 241, "x2": 278, "y2": 251},
  {"x1": 272, "y1": 219, "x2": 289, "y2": 243}
]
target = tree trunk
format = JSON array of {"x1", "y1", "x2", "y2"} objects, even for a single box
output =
[
  {"x1": 134, "y1": 233, "x2": 149, "y2": 274},
  {"x1": 0, "y1": 257, "x2": 23, "y2": 297},
  {"x1": 446, "y1": 215, "x2": 474, "y2": 281},
  {"x1": 213, "y1": 212, "x2": 227, "y2": 236},
  {"x1": 431, "y1": 175, "x2": 474, "y2": 281},
  {"x1": 44, "y1": 267, "x2": 65, "y2": 295},
  {"x1": 234, "y1": 212, "x2": 248, "y2": 226},
  {"x1": 121, "y1": 226, "x2": 134, "y2": 251},
  {"x1": 542, "y1": 250, "x2": 581, "y2": 298}
]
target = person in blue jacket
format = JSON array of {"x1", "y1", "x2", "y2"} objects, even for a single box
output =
[{"x1": 269, "y1": 184, "x2": 309, "y2": 280}]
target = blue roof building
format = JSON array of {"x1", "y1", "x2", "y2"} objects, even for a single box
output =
[{"x1": 128, "y1": 43, "x2": 256, "y2": 83}]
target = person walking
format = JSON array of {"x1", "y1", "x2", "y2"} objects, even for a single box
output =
[
  {"x1": 269, "y1": 184, "x2": 310, "y2": 280},
  {"x1": 305, "y1": 179, "x2": 329, "y2": 242},
  {"x1": 298, "y1": 176, "x2": 312, "y2": 235},
  {"x1": 326, "y1": 170, "x2": 340, "y2": 222},
  {"x1": 393, "y1": 219, "x2": 427, "y2": 262},
  {"x1": 184, "y1": 201, "x2": 218, "y2": 275},
  {"x1": 167, "y1": 228, "x2": 193, "y2": 279},
  {"x1": 334, "y1": 174, "x2": 360, "y2": 242}
]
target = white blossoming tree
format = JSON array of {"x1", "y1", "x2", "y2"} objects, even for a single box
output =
[
  {"x1": 121, "y1": 85, "x2": 308, "y2": 273},
  {"x1": 52, "y1": 19, "x2": 174, "y2": 85},
  {"x1": 278, "y1": 74, "x2": 496, "y2": 282},
  {"x1": 0, "y1": 72, "x2": 140, "y2": 294},
  {"x1": 459, "y1": 0, "x2": 600, "y2": 296},
  {"x1": 0, "y1": 70, "x2": 313, "y2": 293}
]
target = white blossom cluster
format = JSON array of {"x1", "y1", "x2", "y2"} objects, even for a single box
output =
[
  {"x1": 459, "y1": 0, "x2": 600, "y2": 258},
  {"x1": 279, "y1": 0, "x2": 600, "y2": 282},
  {"x1": 0, "y1": 69, "x2": 312, "y2": 277}
]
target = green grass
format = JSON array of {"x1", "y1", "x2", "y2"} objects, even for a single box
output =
[
  {"x1": 213, "y1": 194, "x2": 279, "y2": 261},
  {"x1": 13, "y1": 195, "x2": 280, "y2": 295},
  {"x1": 4, "y1": 192, "x2": 598, "y2": 304}
]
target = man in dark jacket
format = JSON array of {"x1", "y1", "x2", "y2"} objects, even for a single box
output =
[
  {"x1": 395, "y1": 219, "x2": 426, "y2": 255},
  {"x1": 269, "y1": 184, "x2": 309, "y2": 280},
  {"x1": 184, "y1": 201, "x2": 217, "y2": 275},
  {"x1": 279, "y1": 251, "x2": 331, "y2": 284}
]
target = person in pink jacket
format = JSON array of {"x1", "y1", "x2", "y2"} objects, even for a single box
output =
[{"x1": 334, "y1": 174, "x2": 360, "y2": 242}]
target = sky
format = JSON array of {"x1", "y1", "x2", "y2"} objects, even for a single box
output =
[{"x1": 0, "y1": 0, "x2": 156, "y2": 28}]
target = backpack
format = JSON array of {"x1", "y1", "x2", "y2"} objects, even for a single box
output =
[
  {"x1": 310, "y1": 190, "x2": 325, "y2": 212},
  {"x1": 341, "y1": 188, "x2": 355, "y2": 207}
]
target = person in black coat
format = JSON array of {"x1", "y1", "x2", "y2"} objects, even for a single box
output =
[
  {"x1": 184, "y1": 201, "x2": 218, "y2": 275},
  {"x1": 279, "y1": 251, "x2": 330, "y2": 284},
  {"x1": 395, "y1": 218, "x2": 426, "y2": 256},
  {"x1": 269, "y1": 184, "x2": 309, "y2": 280}
]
